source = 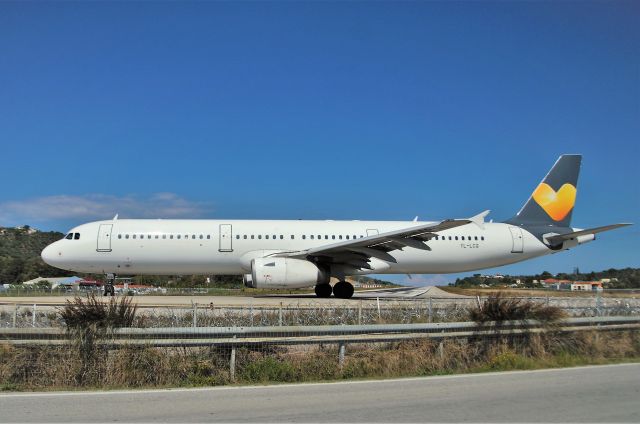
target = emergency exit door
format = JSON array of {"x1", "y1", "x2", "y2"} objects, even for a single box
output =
[
  {"x1": 219, "y1": 224, "x2": 233, "y2": 252},
  {"x1": 509, "y1": 226, "x2": 524, "y2": 253},
  {"x1": 97, "y1": 224, "x2": 113, "y2": 252}
]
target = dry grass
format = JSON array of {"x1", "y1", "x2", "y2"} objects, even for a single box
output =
[{"x1": 1, "y1": 329, "x2": 638, "y2": 391}]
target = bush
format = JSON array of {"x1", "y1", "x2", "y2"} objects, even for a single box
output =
[
  {"x1": 59, "y1": 294, "x2": 138, "y2": 329},
  {"x1": 470, "y1": 292, "x2": 566, "y2": 324}
]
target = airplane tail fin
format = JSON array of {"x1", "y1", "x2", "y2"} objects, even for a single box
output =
[{"x1": 506, "y1": 154, "x2": 581, "y2": 228}]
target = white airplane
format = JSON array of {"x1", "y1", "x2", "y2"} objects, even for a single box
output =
[{"x1": 41, "y1": 155, "x2": 630, "y2": 298}]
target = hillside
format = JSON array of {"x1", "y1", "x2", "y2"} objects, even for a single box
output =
[
  {"x1": 452, "y1": 268, "x2": 640, "y2": 289},
  {"x1": 0, "y1": 226, "x2": 73, "y2": 284}
]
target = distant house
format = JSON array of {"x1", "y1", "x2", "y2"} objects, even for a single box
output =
[{"x1": 571, "y1": 281, "x2": 603, "y2": 291}]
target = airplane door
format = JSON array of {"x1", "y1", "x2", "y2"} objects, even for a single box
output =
[
  {"x1": 509, "y1": 227, "x2": 524, "y2": 253},
  {"x1": 97, "y1": 224, "x2": 113, "y2": 252},
  {"x1": 219, "y1": 224, "x2": 233, "y2": 252},
  {"x1": 367, "y1": 229, "x2": 379, "y2": 237}
]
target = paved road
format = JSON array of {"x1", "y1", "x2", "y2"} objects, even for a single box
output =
[{"x1": 1, "y1": 364, "x2": 638, "y2": 422}]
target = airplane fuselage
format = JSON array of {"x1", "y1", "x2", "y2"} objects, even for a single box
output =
[{"x1": 41, "y1": 218, "x2": 551, "y2": 277}]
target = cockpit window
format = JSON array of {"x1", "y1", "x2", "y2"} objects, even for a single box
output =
[
  {"x1": 65, "y1": 233, "x2": 73, "y2": 240},
  {"x1": 74, "y1": 233, "x2": 80, "y2": 240}
]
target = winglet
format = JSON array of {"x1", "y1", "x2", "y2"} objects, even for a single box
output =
[
  {"x1": 113, "y1": 214, "x2": 119, "y2": 221},
  {"x1": 470, "y1": 210, "x2": 490, "y2": 229}
]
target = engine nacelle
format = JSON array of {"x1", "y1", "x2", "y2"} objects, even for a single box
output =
[{"x1": 249, "y1": 258, "x2": 328, "y2": 289}]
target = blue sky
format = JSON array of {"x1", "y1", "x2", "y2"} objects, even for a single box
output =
[{"x1": 1, "y1": 1, "x2": 638, "y2": 284}]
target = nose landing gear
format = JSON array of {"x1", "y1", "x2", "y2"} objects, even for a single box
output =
[{"x1": 103, "y1": 274, "x2": 116, "y2": 296}]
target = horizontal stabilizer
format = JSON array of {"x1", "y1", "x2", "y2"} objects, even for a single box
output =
[{"x1": 545, "y1": 223, "x2": 632, "y2": 245}]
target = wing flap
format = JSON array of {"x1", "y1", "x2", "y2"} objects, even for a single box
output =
[{"x1": 276, "y1": 210, "x2": 490, "y2": 270}]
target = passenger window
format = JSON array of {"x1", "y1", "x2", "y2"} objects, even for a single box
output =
[
  {"x1": 332, "y1": 235, "x2": 336, "y2": 239},
  {"x1": 302, "y1": 235, "x2": 306, "y2": 240},
  {"x1": 325, "y1": 235, "x2": 329, "y2": 239},
  {"x1": 170, "y1": 235, "x2": 174, "y2": 239},
  {"x1": 273, "y1": 235, "x2": 276, "y2": 239},
  {"x1": 147, "y1": 235, "x2": 151, "y2": 239},
  {"x1": 118, "y1": 234, "x2": 122, "y2": 239},
  {"x1": 236, "y1": 235, "x2": 240, "y2": 239},
  {"x1": 481, "y1": 236, "x2": 485, "y2": 241},
  {"x1": 207, "y1": 235, "x2": 211, "y2": 239},
  {"x1": 133, "y1": 235, "x2": 136, "y2": 239},
  {"x1": 461, "y1": 236, "x2": 465, "y2": 241},
  {"x1": 243, "y1": 235, "x2": 247, "y2": 239},
  {"x1": 162, "y1": 235, "x2": 166, "y2": 239},
  {"x1": 353, "y1": 235, "x2": 356, "y2": 239},
  {"x1": 266, "y1": 235, "x2": 270, "y2": 239},
  {"x1": 280, "y1": 235, "x2": 284, "y2": 239},
  {"x1": 155, "y1": 235, "x2": 159, "y2": 239},
  {"x1": 251, "y1": 235, "x2": 255, "y2": 239},
  {"x1": 346, "y1": 235, "x2": 350, "y2": 239},
  {"x1": 474, "y1": 236, "x2": 478, "y2": 241},
  {"x1": 448, "y1": 236, "x2": 452, "y2": 240},
  {"x1": 455, "y1": 236, "x2": 458, "y2": 240},
  {"x1": 199, "y1": 235, "x2": 203, "y2": 239},
  {"x1": 291, "y1": 235, "x2": 294, "y2": 239},
  {"x1": 125, "y1": 234, "x2": 129, "y2": 239},
  {"x1": 192, "y1": 235, "x2": 196, "y2": 239},
  {"x1": 310, "y1": 235, "x2": 314, "y2": 239}
]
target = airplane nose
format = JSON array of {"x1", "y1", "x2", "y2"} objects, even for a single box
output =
[{"x1": 41, "y1": 243, "x2": 59, "y2": 266}]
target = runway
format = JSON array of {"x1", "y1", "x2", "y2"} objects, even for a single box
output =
[
  {"x1": 0, "y1": 286, "x2": 466, "y2": 309},
  {"x1": 1, "y1": 363, "x2": 638, "y2": 422}
]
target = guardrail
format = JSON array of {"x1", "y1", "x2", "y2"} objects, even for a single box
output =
[{"x1": 2, "y1": 316, "x2": 639, "y2": 347}]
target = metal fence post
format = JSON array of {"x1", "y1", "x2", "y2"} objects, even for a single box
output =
[
  {"x1": 428, "y1": 298, "x2": 433, "y2": 323},
  {"x1": 13, "y1": 304, "x2": 17, "y2": 328},
  {"x1": 377, "y1": 297, "x2": 381, "y2": 320},
  {"x1": 192, "y1": 303, "x2": 198, "y2": 328},
  {"x1": 358, "y1": 301, "x2": 362, "y2": 325},
  {"x1": 278, "y1": 302, "x2": 283, "y2": 326},
  {"x1": 230, "y1": 336, "x2": 236, "y2": 382},
  {"x1": 338, "y1": 342, "x2": 346, "y2": 367},
  {"x1": 32, "y1": 304, "x2": 36, "y2": 327}
]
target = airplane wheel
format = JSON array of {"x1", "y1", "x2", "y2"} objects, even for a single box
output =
[
  {"x1": 333, "y1": 282, "x2": 354, "y2": 299},
  {"x1": 314, "y1": 284, "x2": 332, "y2": 298}
]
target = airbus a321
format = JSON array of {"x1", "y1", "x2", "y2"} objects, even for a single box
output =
[{"x1": 41, "y1": 155, "x2": 631, "y2": 298}]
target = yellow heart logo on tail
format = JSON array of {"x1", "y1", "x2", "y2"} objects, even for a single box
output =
[{"x1": 532, "y1": 183, "x2": 576, "y2": 221}]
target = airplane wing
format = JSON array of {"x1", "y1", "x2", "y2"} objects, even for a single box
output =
[
  {"x1": 272, "y1": 210, "x2": 490, "y2": 271},
  {"x1": 545, "y1": 223, "x2": 632, "y2": 246}
]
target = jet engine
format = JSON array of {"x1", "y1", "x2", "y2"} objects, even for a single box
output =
[{"x1": 245, "y1": 258, "x2": 329, "y2": 289}]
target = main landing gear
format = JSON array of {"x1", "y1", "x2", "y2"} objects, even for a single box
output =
[
  {"x1": 103, "y1": 273, "x2": 116, "y2": 296},
  {"x1": 314, "y1": 281, "x2": 354, "y2": 299}
]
